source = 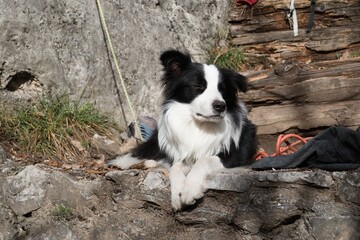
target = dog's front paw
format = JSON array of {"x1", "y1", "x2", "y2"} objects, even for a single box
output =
[
  {"x1": 179, "y1": 178, "x2": 205, "y2": 206},
  {"x1": 171, "y1": 189, "x2": 183, "y2": 211}
]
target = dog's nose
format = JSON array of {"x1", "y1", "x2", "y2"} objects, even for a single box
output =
[{"x1": 212, "y1": 100, "x2": 226, "y2": 113}]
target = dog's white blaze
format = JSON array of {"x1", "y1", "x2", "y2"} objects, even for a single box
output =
[
  {"x1": 203, "y1": 64, "x2": 222, "y2": 98},
  {"x1": 191, "y1": 64, "x2": 225, "y2": 119}
]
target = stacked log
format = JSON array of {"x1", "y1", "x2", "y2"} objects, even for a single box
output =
[
  {"x1": 242, "y1": 60, "x2": 360, "y2": 134},
  {"x1": 230, "y1": 0, "x2": 360, "y2": 65},
  {"x1": 230, "y1": 0, "x2": 360, "y2": 135}
]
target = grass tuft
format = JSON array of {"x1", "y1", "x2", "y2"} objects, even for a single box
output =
[
  {"x1": 53, "y1": 203, "x2": 73, "y2": 220},
  {"x1": 350, "y1": 50, "x2": 360, "y2": 58},
  {"x1": 0, "y1": 93, "x2": 119, "y2": 163},
  {"x1": 207, "y1": 46, "x2": 273, "y2": 72},
  {"x1": 207, "y1": 47, "x2": 245, "y2": 71}
]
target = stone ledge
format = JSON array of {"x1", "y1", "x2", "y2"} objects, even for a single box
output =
[
  {"x1": 206, "y1": 168, "x2": 337, "y2": 191},
  {"x1": 1, "y1": 164, "x2": 359, "y2": 239}
]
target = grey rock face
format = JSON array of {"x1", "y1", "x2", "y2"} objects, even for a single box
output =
[
  {"x1": 0, "y1": 145, "x2": 7, "y2": 164},
  {"x1": 0, "y1": 205, "x2": 22, "y2": 240},
  {"x1": 2, "y1": 165, "x2": 103, "y2": 217},
  {"x1": 0, "y1": 0, "x2": 229, "y2": 126},
  {"x1": 3, "y1": 165, "x2": 50, "y2": 216}
]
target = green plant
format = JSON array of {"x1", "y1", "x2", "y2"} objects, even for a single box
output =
[
  {"x1": 53, "y1": 203, "x2": 72, "y2": 220},
  {"x1": 207, "y1": 47, "x2": 245, "y2": 71},
  {"x1": 350, "y1": 50, "x2": 360, "y2": 58},
  {"x1": 0, "y1": 93, "x2": 119, "y2": 163},
  {"x1": 214, "y1": 27, "x2": 230, "y2": 44}
]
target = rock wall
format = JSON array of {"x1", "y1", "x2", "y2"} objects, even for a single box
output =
[
  {"x1": 0, "y1": 0, "x2": 229, "y2": 126},
  {"x1": 1, "y1": 147, "x2": 359, "y2": 239}
]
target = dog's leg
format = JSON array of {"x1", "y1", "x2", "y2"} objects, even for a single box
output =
[
  {"x1": 170, "y1": 161, "x2": 190, "y2": 211},
  {"x1": 180, "y1": 156, "x2": 224, "y2": 206}
]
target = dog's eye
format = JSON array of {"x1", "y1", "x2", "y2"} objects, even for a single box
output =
[
  {"x1": 194, "y1": 84, "x2": 206, "y2": 91},
  {"x1": 218, "y1": 82, "x2": 226, "y2": 93}
]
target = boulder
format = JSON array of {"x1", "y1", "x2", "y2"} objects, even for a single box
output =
[
  {"x1": 3, "y1": 165, "x2": 50, "y2": 216},
  {"x1": 0, "y1": 0, "x2": 230, "y2": 126}
]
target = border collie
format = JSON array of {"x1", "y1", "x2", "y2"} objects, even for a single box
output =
[{"x1": 108, "y1": 50, "x2": 257, "y2": 211}]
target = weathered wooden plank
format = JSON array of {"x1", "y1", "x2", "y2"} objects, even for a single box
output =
[
  {"x1": 229, "y1": 0, "x2": 360, "y2": 23},
  {"x1": 305, "y1": 29, "x2": 360, "y2": 52},
  {"x1": 231, "y1": 25, "x2": 360, "y2": 52},
  {"x1": 245, "y1": 62, "x2": 360, "y2": 89},
  {"x1": 230, "y1": 8, "x2": 360, "y2": 36},
  {"x1": 310, "y1": 56, "x2": 360, "y2": 68},
  {"x1": 229, "y1": 0, "x2": 360, "y2": 67},
  {"x1": 241, "y1": 61, "x2": 360, "y2": 134},
  {"x1": 229, "y1": 1, "x2": 360, "y2": 135},
  {"x1": 232, "y1": 29, "x2": 306, "y2": 45},
  {"x1": 249, "y1": 100, "x2": 360, "y2": 135},
  {"x1": 244, "y1": 75, "x2": 360, "y2": 104},
  {"x1": 241, "y1": 42, "x2": 360, "y2": 65},
  {"x1": 242, "y1": 42, "x2": 311, "y2": 65}
]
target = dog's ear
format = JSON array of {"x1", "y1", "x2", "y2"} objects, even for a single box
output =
[
  {"x1": 233, "y1": 72, "x2": 248, "y2": 93},
  {"x1": 160, "y1": 50, "x2": 192, "y2": 75},
  {"x1": 221, "y1": 69, "x2": 248, "y2": 93}
]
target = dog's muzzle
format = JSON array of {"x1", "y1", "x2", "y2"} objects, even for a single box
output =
[{"x1": 212, "y1": 100, "x2": 226, "y2": 114}]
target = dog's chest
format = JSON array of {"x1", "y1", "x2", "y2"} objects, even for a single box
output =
[{"x1": 158, "y1": 108, "x2": 235, "y2": 163}]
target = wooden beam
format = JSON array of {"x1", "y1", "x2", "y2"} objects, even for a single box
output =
[
  {"x1": 241, "y1": 61, "x2": 360, "y2": 134},
  {"x1": 229, "y1": 0, "x2": 360, "y2": 23},
  {"x1": 249, "y1": 100, "x2": 360, "y2": 135},
  {"x1": 231, "y1": 25, "x2": 360, "y2": 52},
  {"x1": 230, "y1": 1, "x2": 360, "y2": 134}
]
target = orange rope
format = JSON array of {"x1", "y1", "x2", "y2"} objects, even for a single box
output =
[{"x1": 255, "y1": 134, "x2": 312, "y2": 160}]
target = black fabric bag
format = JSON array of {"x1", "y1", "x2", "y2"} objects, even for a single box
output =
[{"x1": 252, "y1": 126, "x2": 360, "y2": 171}]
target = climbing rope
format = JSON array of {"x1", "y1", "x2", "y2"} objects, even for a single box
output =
[
  {"x1": 286, "y1": 0, "x2": 299, "y2": 36},
  {"x1": 256, "y1": 134, "x2": 313, "y2": 160},
  {"x1": 95, "y1": 0, "x2": 143, "y2": 141}
]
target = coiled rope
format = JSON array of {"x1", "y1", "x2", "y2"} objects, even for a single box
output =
[{"x1": 256, "y1": 134, "x2": 312, "y2": 160}]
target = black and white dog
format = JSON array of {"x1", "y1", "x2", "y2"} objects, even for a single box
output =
[{"x1": 109, "y1": 50, "x2": 258, "y2": 211}]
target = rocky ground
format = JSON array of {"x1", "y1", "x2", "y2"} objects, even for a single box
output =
[
  {"x1": 1, "y1": 144, "x2": 359, "y2": 240},
  {"x1": 2, "y1": 1, "x2": 359, "y2": 238}
]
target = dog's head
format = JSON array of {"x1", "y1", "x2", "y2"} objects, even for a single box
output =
[{"x1": 160, "y1": 50, "x2": 248, "y2": 123}]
